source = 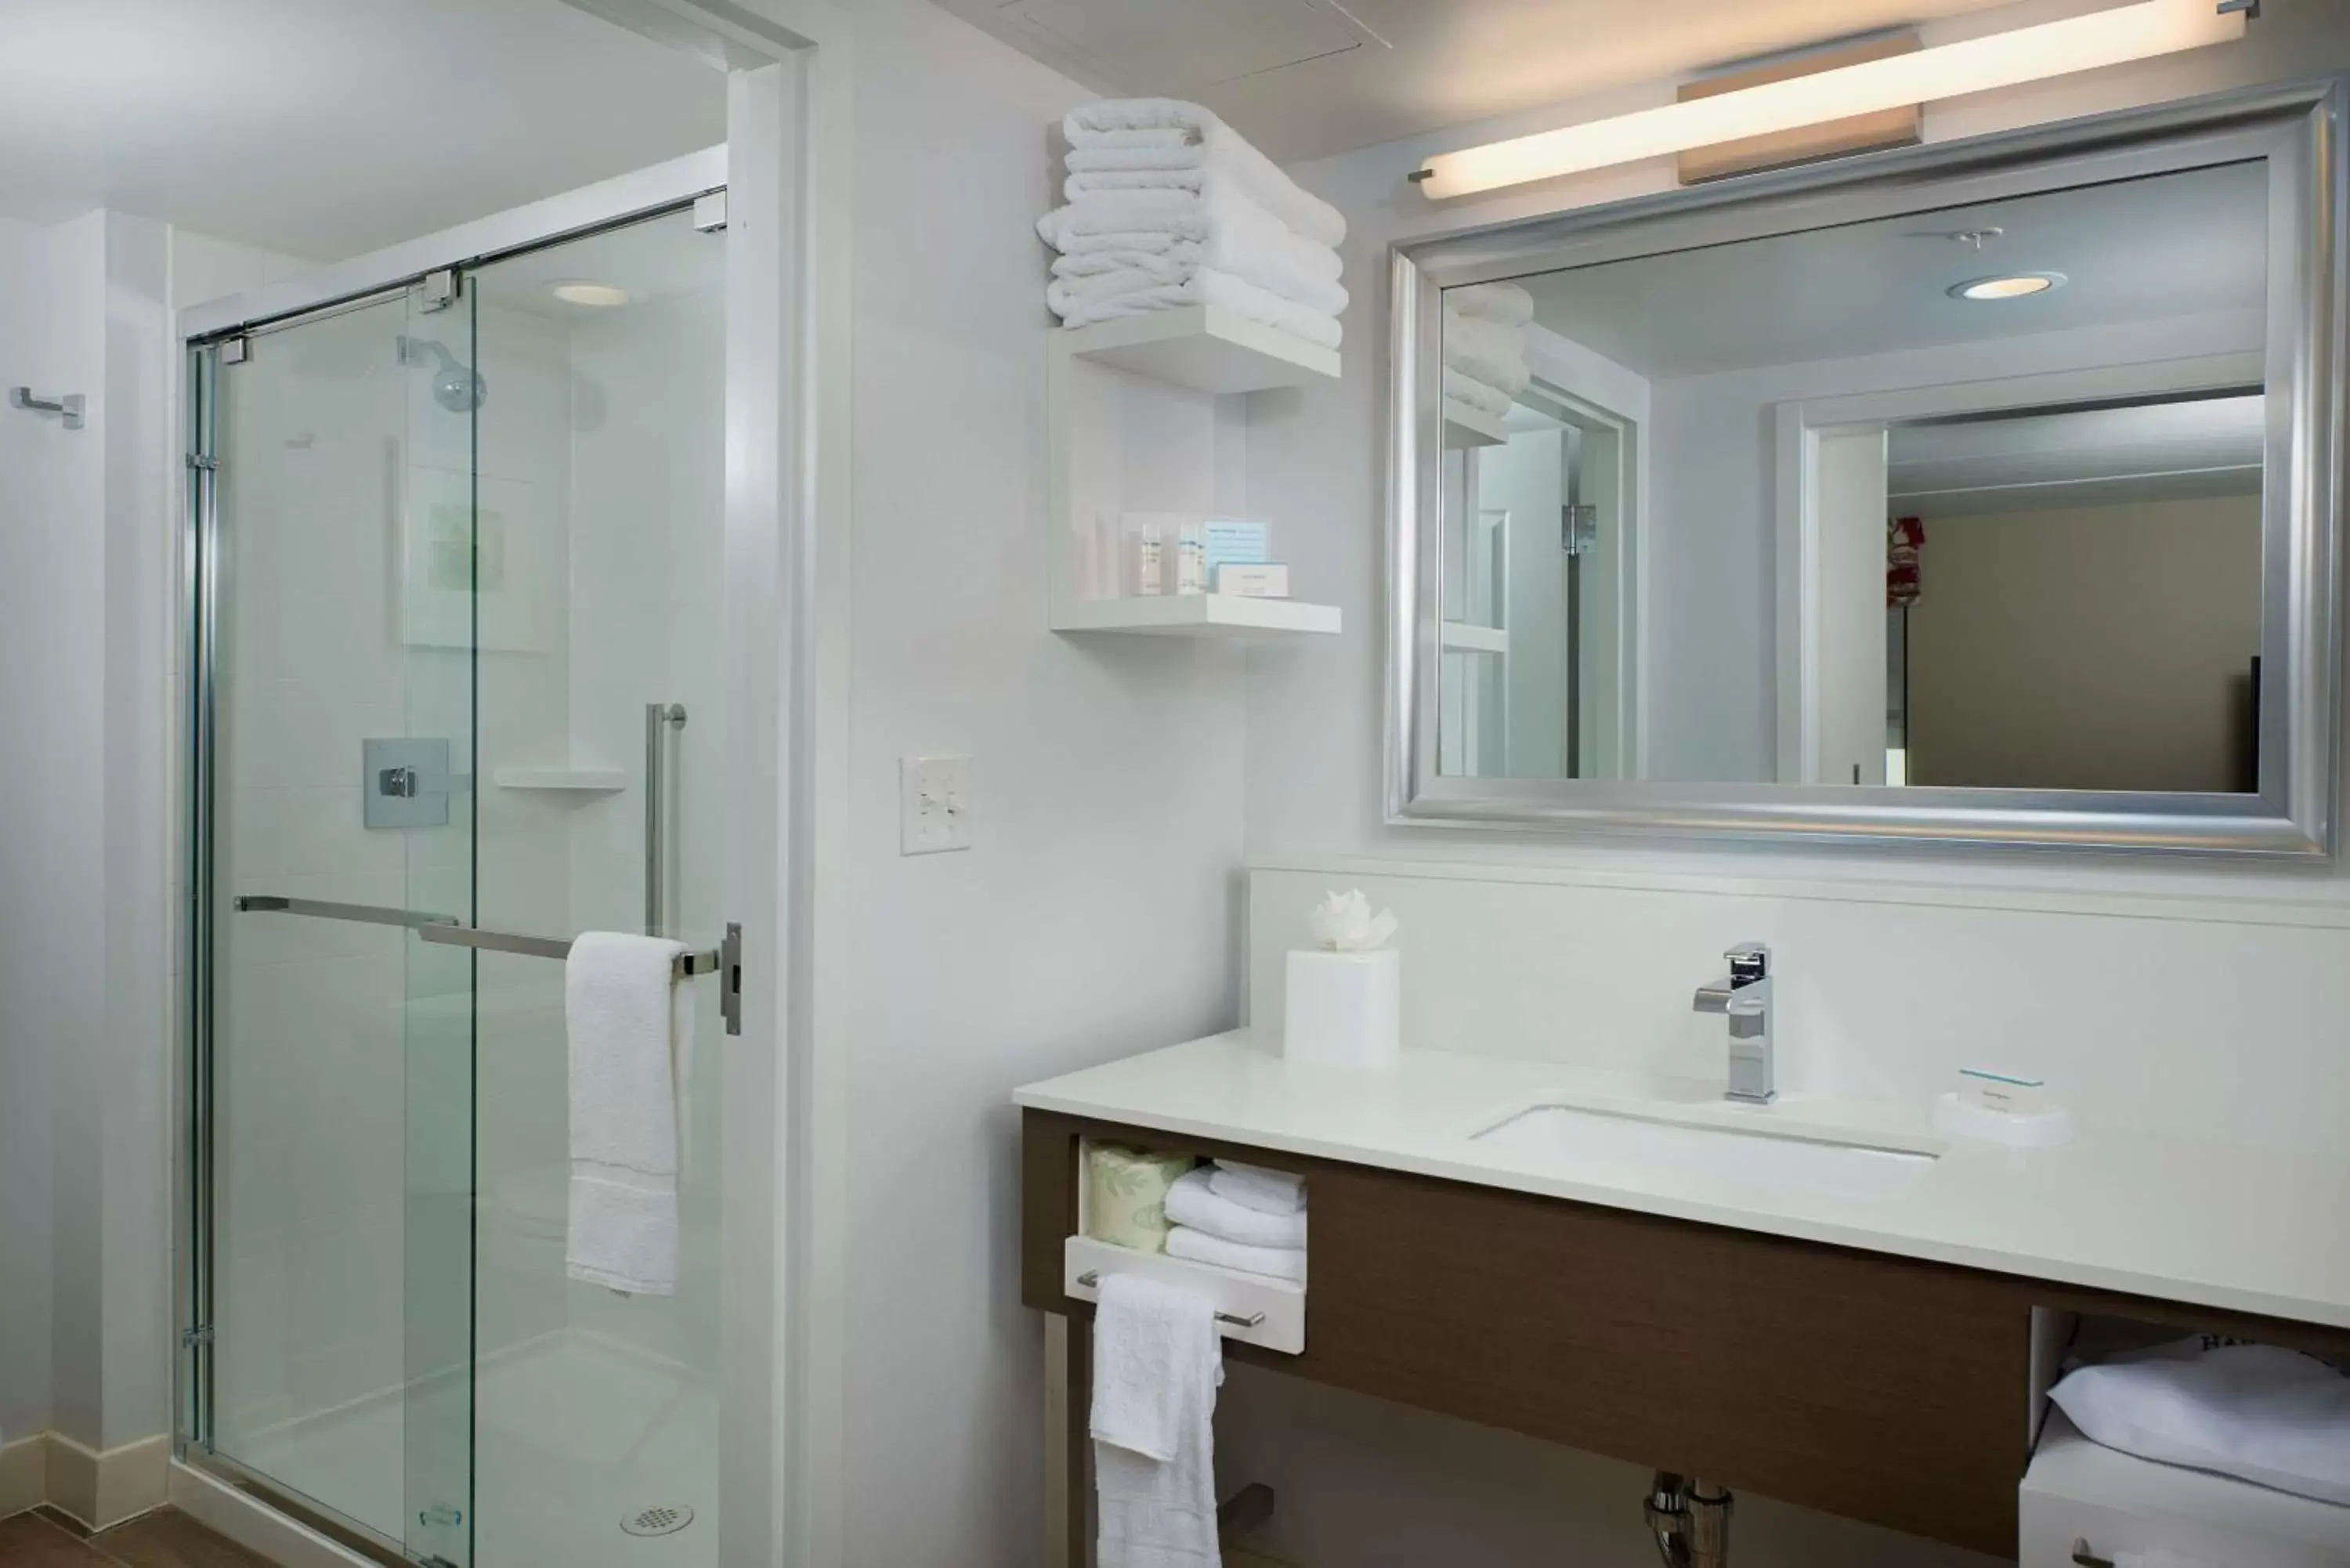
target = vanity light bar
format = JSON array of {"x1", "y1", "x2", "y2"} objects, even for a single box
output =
[{"x1": 1411, "y1": 0, "x2": 2246, "y2": 200}]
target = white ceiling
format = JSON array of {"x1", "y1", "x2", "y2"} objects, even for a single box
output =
[
  {"x1": 1889, "y1": 395, "x2": 2266, "y2": 516},
  {"x1": 1518, "y1": 160, "x2": 2269, "y2": 379},
  {"x1": 0, "y1": 0, "x2": 725, "y2": 262},
  {"x1": 933, "y1": 0, "x2": 2030, "y2": 163}
]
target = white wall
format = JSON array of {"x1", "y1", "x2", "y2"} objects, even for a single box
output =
[
  {"x1": 0, "y1": 208, "x2": 182, "y2": 1454},
  {"x1": 1232, "y1": 9, "x2": 2350, "y2": 1566},
  {"x1": 0, "y1": 218, "x2": 309, "y2": 1458},
  {"x1": 0, "y1": 211, "x2": 77, "y2": 1447},
  {"x1": 837, "y1": 3, "x2": 1249, "y2": 1563}
]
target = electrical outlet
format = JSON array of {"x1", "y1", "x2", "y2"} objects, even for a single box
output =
[{"x1": 899, "y1": 754, "x2": 972, "y2": 854}]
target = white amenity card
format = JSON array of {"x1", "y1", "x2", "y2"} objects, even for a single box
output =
[{"x1": 1216, "y1": 563, "x2": 1289, "y2": 598}]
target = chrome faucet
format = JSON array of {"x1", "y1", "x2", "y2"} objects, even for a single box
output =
[{"x1": 1692, "y1": 943, "x2": 1773, "y2": 1104}]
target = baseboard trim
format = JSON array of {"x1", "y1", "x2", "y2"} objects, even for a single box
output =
[
  {"x1": 43, "y1": 1432, "x2": 170, "y2": 1531},
  {"x1": 167, "y1": 1460, "x2": 378, "y2": 1568},
  {"x1": 0, "y1": 1433, "x2": 41, "y2": 1519}
]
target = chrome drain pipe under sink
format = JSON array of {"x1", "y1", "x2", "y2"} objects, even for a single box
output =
[{"x1": 1646, "y1": 1472, "x2": 1734, "y2": 1568}]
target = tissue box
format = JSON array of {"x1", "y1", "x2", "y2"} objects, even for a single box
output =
[{"x1": 1282, "y1": 948, "x2": 1400, "y2": 1070}]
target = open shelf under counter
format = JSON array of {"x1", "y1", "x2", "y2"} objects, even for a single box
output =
[
  {"x1": 1055, "y1": 306, "x2": 1340, "y2": 395},
  {"x1": 1052, "y1": 594, "x2": 1340, "y2": 639}
]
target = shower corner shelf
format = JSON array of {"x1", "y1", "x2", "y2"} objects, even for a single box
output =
[{"x1": 491, "y1": 766, "x2": 627, "y2": 793}]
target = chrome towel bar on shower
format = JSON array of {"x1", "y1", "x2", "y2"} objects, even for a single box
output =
[
  {"x1": 418, "y1": 920, "x2": 722, "y2": 978},
  {"x1": 234, "y1": 894, "x2": 726, "y2": 984}
]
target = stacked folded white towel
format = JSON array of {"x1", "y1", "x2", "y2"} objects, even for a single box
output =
[
  {"x1": 1163, "y1": 1162, "x2": 1306, "y2": 1282},
  {"x1": 1038, "y1": 99, "x2": 1348, "y2": 349},
  {"x1": 1443, "y1": 282, "x2": 1535, "y2": 420}
]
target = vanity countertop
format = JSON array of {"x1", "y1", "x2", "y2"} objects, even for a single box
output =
[{"x1": 1015, "y1": 1031, "x2": 2350, "y2": 1331}]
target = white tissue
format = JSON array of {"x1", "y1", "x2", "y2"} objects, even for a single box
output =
[{"x1": 1309, "y1": 889, "x2": 1397, "y2": 952}]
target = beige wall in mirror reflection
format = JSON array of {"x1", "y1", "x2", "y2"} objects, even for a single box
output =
[{"x1": 1906, "y1": 493, "x2": 2261, "y2": 793}]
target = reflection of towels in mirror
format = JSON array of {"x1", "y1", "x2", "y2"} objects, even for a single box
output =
[{"x1": 1442, "y1": 307, "x2": 1529, "y2": 395}]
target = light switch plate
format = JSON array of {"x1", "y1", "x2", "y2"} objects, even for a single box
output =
[{"x1": 900, "y1": 754, "x2": 972, "y2": 854}]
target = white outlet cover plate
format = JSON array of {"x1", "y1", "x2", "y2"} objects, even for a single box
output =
[{"x1": 900, "y1": 753, "x2": 972, "y2": 854}]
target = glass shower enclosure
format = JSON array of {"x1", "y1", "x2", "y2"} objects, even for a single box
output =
[{"x1": 183, "y1": 201, "x2": 730, "y2": 1568}]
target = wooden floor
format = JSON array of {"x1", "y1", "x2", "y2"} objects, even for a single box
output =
[{"x1": 0, "y1": 1509, "x2": 277, "y2": 1568}]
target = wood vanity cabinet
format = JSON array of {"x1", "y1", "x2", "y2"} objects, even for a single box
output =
[{"x1": 1023, "y1": 1108, "x2": 2350, "y2": 1559}]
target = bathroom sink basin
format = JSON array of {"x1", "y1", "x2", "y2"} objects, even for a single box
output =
[{"x1": 1470, "y1": 1103, "x2": 1939, "y2": 1205}]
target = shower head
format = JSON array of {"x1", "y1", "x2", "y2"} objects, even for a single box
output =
[{"x1": 396, "y1": 334, "x2": 487, "y2": 414}]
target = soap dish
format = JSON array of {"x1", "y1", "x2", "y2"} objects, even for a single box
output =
[{"x1": 1931, "y1": 1092, "x2": 2076, "y2": 1148}]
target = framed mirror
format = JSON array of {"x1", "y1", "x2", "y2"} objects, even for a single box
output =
[{"x1": 1386, "y1": 81, "x2": 2345, "y2": 854}]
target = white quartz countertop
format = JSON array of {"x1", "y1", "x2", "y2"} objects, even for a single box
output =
[{"x1": 1014, "y1": 1031, "x2": 2350, "y2": 1331}]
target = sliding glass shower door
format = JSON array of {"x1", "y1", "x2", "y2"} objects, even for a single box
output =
[
  {"x1": 190, "y1": 201, "x2": 728, "y2": 1568},
  {"x1": 196, "y1": 276, "x2": 479, "y2": 1565}
]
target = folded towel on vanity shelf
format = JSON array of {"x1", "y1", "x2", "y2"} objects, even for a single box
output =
[
  {"x1": 1047, "y1": 267, "x2": 1342, "y2": 349},
  {"x1": 1165, "y1": 1168, "x2": 1308, "y2": 1250},
  {"x1": 1061, "y1": 99, "x2": 1347, "y2": 249},
  {"x1": 1206, "y1": 1160, "x2": 1307, "y2": 1216},
  {"x1": 1446, "y1": 280, "x2": 1535, "y2": 327},
  {"x1": 1090, "y1": 1272, "x2": 1224, "y2": 1568},
  {"x1": 1444, "y1": 369, "x2": 1516, "y2": 420},
  {"x1": 1166, "y1": 1225, "x2": 1307, "y2": 1283}
]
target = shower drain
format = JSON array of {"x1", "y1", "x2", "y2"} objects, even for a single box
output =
[{"x1": 621, "y1": 1504, "x2": 696, "y2": 1537}]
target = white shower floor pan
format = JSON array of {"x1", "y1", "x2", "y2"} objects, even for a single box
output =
[{"x1": 231, "y1": 1328, "x2": 717, "y2": 1568}]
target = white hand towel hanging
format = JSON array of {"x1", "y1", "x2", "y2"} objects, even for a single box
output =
[
  {"x1": 565, "y1": 931, "x2": 693, "y2": 1296},
  {"x1": 1091, "y1": 1274, "x2": 1224, "y2": 1568}
]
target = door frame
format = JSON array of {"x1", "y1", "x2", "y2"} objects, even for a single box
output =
[
  {"x1": 170, "y1": 5, "x2": 854, "y2": 1564},
  {"x1": 1772, "y1": 351, "x2": 2266, "y2": 784}
]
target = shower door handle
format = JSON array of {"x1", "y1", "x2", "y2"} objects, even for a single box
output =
[{"x1": 645, "y1": 703, "x2": 687, "y2": 935}]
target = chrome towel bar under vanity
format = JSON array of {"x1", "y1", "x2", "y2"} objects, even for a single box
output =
[
  {"x1": 1074, "y1": 1270, "x2": 1267, "y2": 1329},
  {"x1": 233, "y1": 894, "x2": 736, "y2": 994}
]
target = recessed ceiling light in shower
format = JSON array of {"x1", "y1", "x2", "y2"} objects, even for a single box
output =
[
  {"x1": 1948, "y1": 272, "x2": 2066, "y2": 301},
  {"x1": 550, "y1": 280, "x2": 631, "y2": 307}
]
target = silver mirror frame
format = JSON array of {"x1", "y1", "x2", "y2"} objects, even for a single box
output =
[{"x1": 1387, "y1": 78, "x2": 2347, "y2": 856}]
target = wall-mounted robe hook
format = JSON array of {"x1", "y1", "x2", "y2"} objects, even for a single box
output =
[{"x1": 9, "y1": 387, "x2": 85, "y2": 429}]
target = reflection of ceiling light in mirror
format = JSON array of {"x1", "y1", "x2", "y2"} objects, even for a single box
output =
[
  {"x1": 550, "y1": 280, "x2": 630, "y2": 307},
  {"x1": 1949, "y1": 273, "x2": 2065, "y2": 301}
]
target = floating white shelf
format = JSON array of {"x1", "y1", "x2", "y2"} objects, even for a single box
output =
[
  {"x1": 1054, "y1": 594, "x2": 1341, "y2": 639},
  {"x1": 491, "y1": 766, "x2": 627, "y2": 793},
  {"x1": 1444, "y1": 396, "x2": 1512, "y2": 448},
  {"x1": 1057, "y1": 307, "x2": 1340, "y2": 396}
]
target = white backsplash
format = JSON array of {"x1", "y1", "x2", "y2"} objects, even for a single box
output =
[{"x1": 1248, "y1": 858, "x2": 2350, "y2": 1157}]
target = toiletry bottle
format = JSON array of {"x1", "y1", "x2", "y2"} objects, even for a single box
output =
[
  {"x1": 1133, "y1": 523, "x2": 1163, "y2": 596},
  {"x1": 1174, "y1": 525, "x2": 1206, "y2": 595}
]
